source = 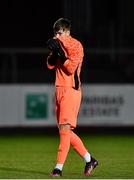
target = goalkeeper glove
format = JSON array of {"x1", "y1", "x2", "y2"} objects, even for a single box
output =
[
  {"x1": 46, "y1": 38, "x2": 67, "y2": 64},
  {"x1": 47, "y1": 51, "x2": 58, "y2": 66}
]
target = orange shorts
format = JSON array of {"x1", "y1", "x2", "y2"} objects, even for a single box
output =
[{"x1": 55, "y1": 86, "x2": 81, "y2": 128}]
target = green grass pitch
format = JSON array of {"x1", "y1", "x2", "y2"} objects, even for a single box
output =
[{"x1": 0, "y1": 132, "x2": 134, "y2": 179}]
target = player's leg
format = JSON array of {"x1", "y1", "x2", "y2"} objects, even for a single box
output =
[
  {"x1": 56, "y1": 124, "x2": 71, "y2": 166},
  {"x1": 50, "y1": 87, "x2": 73, "y2": 176},
  {"x1": 70, "y1": 130, "x2": 98, "y2": 176},
  {"x1": 50, "y1": 123, "x2": 71, "y2": 177},
  {"x1": 68, "y1": 88, "x2": 98, "y2": 176},
  {"x1": 70, "y1": 130, "x2": 91, "y2": 161}
]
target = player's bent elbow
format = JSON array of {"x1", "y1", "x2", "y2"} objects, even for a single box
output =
[
  {"x1": 63, "y1": 60, "x2": 78, "y2": 75},
  {"x1": 65, "y1": 69, "x2": 75, "y2": 76}
]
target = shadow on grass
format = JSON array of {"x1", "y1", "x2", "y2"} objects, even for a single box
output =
[{"x1": 0, "y1": 167, "x2": 48, "y2": 176}]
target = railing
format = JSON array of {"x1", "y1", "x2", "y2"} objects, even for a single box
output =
[
  {"x1": 0, "y1": 48, "x2": 134, "y2": 83},
  {"x1": 1, "y1": 47, "x2": 134, "y2": 54}
]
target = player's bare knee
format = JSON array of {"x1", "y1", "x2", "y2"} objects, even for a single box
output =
[{"x1": 59, "y1": 123, "x2": 71, "y2": 130}]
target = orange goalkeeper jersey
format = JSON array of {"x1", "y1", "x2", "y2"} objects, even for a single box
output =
[{"x1": 47, "y1": 35, "x2": 84, "y2": 89}]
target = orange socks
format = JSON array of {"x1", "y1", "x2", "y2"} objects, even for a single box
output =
[
  {"x1": 70, "y1": 130, "x2": 88, "y2": 157},
  {"x1": 56, "y1": 129, "x2": 90, "y2": 169},
  {"x1": 57, "y1": 129, "x2": 71, "y2": 164}
]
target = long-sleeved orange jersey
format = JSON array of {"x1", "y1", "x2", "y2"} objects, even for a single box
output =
[{"x1": 47, "y1": 35, "x2": 84, "y2": 90}]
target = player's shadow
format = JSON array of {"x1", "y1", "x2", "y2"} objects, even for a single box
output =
[{"x1": 0, "y1": 167, "x2": 48, "y2": 176}]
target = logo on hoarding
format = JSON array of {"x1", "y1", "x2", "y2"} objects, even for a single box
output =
[{"x1": 25, "y1": 93, "x2": 48, "y2": 119}]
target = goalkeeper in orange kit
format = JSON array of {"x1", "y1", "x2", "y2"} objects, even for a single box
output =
[{"x1": 46, "y1": 18, "x2": 98, "y2": 177}]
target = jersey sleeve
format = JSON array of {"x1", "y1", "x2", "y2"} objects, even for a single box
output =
[{"x1": 62, "y1": 42, "x2": 84, "y2": 75}]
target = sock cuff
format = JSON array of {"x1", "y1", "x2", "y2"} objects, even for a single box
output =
[
  {"x1": 55, "y1": 163, "x2": 63, "y2": 171},
  {"x1": 83, "y1": 152, "x2": 91, "y2": 162}
]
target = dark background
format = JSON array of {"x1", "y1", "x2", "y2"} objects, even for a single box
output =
[{"x1": 0, "y1": 0, "x2": 134, "y2": 84}]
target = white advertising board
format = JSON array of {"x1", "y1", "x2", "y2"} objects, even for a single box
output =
[
  {"x1": 79, "y1": 85, "x2": 134, "y2": 126},
  {"x1": 0, "y1": 84, "x2": 133, "y2": 127}
]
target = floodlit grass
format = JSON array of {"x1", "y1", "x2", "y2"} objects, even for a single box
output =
[{"x1": 0, "y1": 133, "x2": 134, "y2": 179}]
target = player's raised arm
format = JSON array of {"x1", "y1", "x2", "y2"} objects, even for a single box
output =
[{"x1": 60, "y1": 42, "x2": 84, "y2": 75}]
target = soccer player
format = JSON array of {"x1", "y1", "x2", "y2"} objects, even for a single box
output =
[{"x1": 46, "y1": 18, "x2": 98, "y2": 177}]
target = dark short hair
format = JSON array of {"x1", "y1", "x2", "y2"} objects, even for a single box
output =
[{"x1": 53, "y1": 18, "x2": 71, "y2": 34}]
